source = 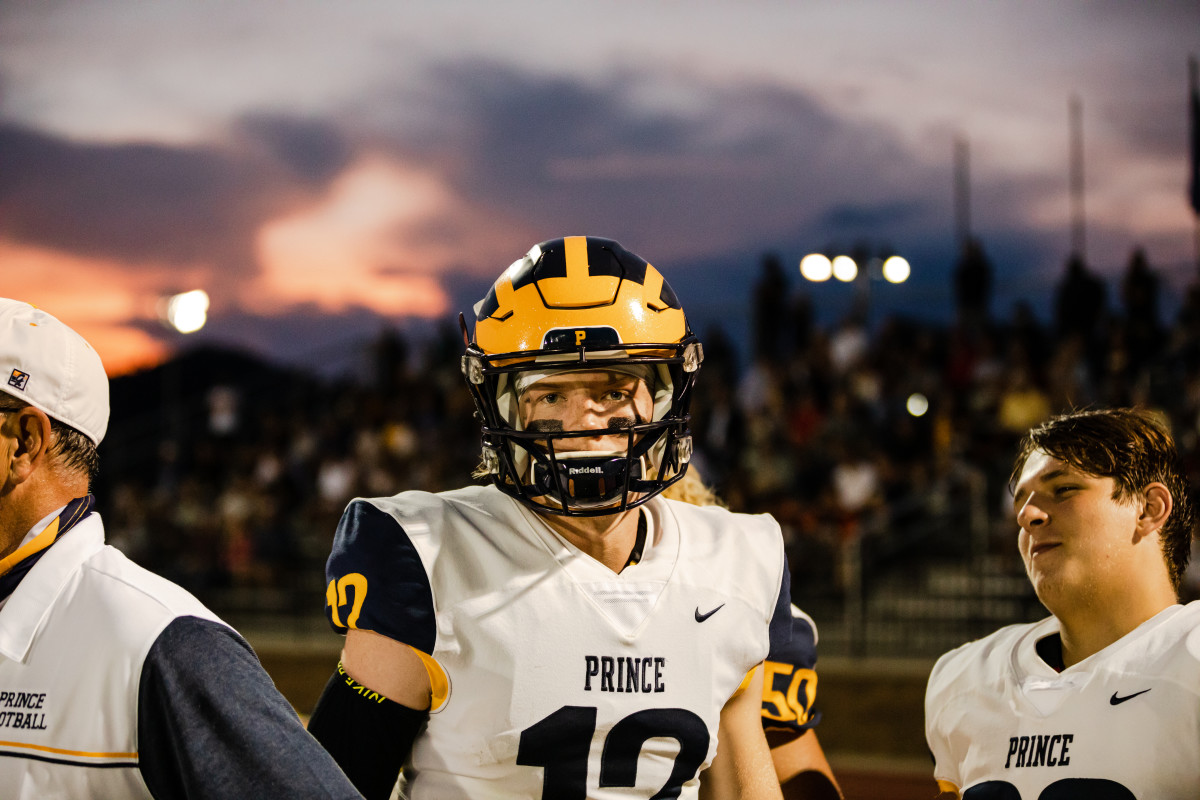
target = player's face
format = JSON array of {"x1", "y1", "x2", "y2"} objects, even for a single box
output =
[
  {"x1": 519, "y1": 369, "x2": 654, "y2": 453},
  {"x1": 1012, "y1": 449, "x2": 1142, "y2": 611}
]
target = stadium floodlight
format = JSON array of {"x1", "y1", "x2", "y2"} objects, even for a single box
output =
[
  {"x1": 906, "y1": 392, "x2": 929, "y2": 417},
  {"x1": 164, "y1": 290, "x2": 210, "y2": 334},
  {"x1": 831, "y1": 255, "x2": 858, "y2": 282},
  {"x1": 882, "y1": 255, "x2": 911, "y2": 284},
  {"x1": 799, "y1": 253, "x2": 833, "y2": 282}
]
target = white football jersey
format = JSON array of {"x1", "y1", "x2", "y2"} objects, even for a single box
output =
[
  {"x1": 925, "y1": 602, "x2": 1200, "y2": 799},
  {"x1": 325, "y1": 485, "x2": 791, "y2": 800}
]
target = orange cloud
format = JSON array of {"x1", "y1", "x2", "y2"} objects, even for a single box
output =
[
  {"x1": 253, "y1": 155, "x2": 457, "y2": 316},
  {"x1": 253, "y1": 153, "x2": 535, "y2": 316},
  {"x1": 2, "y1": 154, "x2": 542, "y2": 378},
  {"x1": 0, "y1": 240, "x2": 171, "y2": 375}
]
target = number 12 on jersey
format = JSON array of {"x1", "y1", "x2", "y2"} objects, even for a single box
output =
[{"x1": 517, "y1": 705, "x2": 710, "y2": 800}]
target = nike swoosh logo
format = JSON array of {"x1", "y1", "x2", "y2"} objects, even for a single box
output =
[
  {"x1": 1109, "y1": 688, "x2": 1152, "y2": 705},
  {"x1": 694, "y1": 604, "x2": 725, "y2": 623}
]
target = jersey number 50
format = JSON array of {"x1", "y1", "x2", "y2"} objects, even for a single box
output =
[{"x1": 517, "y1": 705, "x2": 709, "y2": 800}]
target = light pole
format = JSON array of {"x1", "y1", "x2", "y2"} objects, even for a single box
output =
[
  {"x1": 798, "y1": 247, "x2": 911, "y2": 653},
  {"x1": 155, "y1": 289, "x2": 211, "y2": 452}
]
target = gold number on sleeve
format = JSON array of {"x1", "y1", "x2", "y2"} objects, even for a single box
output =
[
  {"x1": 761, "y1": 661, "x2": 817, "y2": 725},
  {"x1": 325, "y1": 573, "x2": 369, "y2": 629},
  {"x1": 785, "y1": 667, "x2": 816, "y2": 725}
]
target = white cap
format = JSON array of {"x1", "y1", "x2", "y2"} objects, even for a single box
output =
[{"x1": 0, "y1": 299, "x2": 109, "y2": 445}]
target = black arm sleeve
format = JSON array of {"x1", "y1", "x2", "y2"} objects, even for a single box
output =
[
  {"x1": 137, "y1": 616, "x2": 361, "y2": 800},
  {"x1": 307, "y1": 663, "x2": 429, "y2": 800}
]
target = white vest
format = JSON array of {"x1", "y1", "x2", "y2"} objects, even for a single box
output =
[{"x1": 0, "y1": 515, "x2": 223, "y2": 799}]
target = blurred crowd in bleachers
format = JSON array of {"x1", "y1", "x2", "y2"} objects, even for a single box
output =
[{"x1": 93, "y1": 242, "x2": 1200, "y2": 619}]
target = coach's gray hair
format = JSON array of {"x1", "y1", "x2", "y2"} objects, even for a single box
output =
[{"x1": 0, "y1": 396, "x2": 100, "y2": 485}]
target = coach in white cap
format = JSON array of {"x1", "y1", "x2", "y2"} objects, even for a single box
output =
[{"x1": 0, "y1": 299, "x2": 362, "y2": 798}]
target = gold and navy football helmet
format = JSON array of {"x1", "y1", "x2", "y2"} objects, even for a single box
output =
[{"x1": 461, "y1": 235, "x2": 703, "y2": 516}]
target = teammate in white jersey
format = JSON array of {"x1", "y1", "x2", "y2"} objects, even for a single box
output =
[
  {"x1": 925, "y1": 407, "x2": 1200, "y2": 799},
  {"x1": 0, "y1": 298, "x2": 360, "y2": 798},
  {"x1": 309, "y1": 236, "x2": 808, "y2": 799}
]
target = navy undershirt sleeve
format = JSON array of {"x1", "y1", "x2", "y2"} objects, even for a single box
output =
[
  {"x1": 137, "y1": 616, "x2": 361, "y2": 800},
  {"x1": 767, "y1": 561, "x2": 794, "y2": 651}
]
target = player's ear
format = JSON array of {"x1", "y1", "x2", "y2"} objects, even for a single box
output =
[{"x1": 1134, "y1": 482, "x2": 1172, "y2": 541}]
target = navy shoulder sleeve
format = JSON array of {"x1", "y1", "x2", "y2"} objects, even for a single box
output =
[
  {"x1": 324, "y1": 499, "x2": 436, "y2": 654},
  {"x1": 767, "y1": 558, "x2": 794, "y2": 651},
  {"x1": 138, "y1": 616, "x2": 360, "y2": 800},
  {"x1": 761, "y1": 565, "x2": 822, "y2": 734}
]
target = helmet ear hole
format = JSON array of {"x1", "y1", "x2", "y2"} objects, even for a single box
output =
[{"x1": 462, "y1": 236, "x2": 701, "y2": 517}]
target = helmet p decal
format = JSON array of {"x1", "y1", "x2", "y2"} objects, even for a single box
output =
[{"x1": 542, "y1": 327, "x2": 621, "y2": 350}]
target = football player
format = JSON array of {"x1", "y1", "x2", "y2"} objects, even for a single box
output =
[
  {"x1": 663, "y1": 469, "x2": 842, "y2": 799},
  {"x1": 309, "y1": 236, "x2": 797, "y2": 799},
  {"x1": 925, "y1": 407, "x2": 1200, "y2": 798}
]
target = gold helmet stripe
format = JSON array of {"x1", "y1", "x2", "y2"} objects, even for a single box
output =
[
  {"x1": 540, "y1": 237, "x2": 620, "y2": 308},
  {"x1": 564, "y1": 236, "x2": 590, "y2": 282}
]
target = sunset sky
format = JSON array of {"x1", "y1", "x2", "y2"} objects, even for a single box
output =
[{"x1": 2, "y1": 1, "x2": 1198, "y2": 376}]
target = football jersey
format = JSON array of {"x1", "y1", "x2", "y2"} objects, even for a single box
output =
[
  {"x1": 325, "y1": 485, "x2": 791, "y2": 800},
  {"x1": 925, "y1": 602, "x2": 1200, "y2": 799}
]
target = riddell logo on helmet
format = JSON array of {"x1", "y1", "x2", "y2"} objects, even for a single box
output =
[{"x1": 569, "y1": 465, "x2": 605, "y2": 475}]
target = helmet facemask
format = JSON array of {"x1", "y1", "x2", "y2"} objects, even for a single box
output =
[{"x1": 465, "y1": 345, "x2": 701, "y2": 516}]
